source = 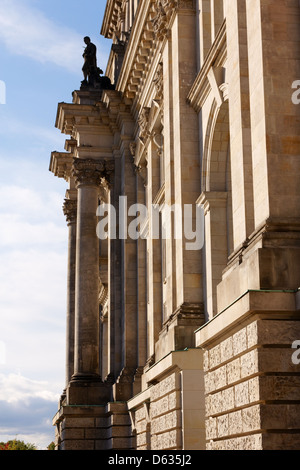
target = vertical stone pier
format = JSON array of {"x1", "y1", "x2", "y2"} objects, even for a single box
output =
[
  {"x1": 67, "y1": 158, "x2": 112, "y2": 405},
  {"x1": 62, "y1": 197, "x2": 77, "y2": 392}
]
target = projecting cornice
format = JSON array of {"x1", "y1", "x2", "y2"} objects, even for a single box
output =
[
  {"x1": 101, "y1": 0, "x2": 125, "y2": 40},
  {"x1": 115, "y1": 0, "x2": 196, "y2": 100},
  {"x1": 55, "y1": 102, "x2": 107, "y2": 136},
  {"x1": 53, "y1": 89, "x2": 135, "y2": 163},
  {"x1": 49, "y1": 151, "x2": 73, "y2": 181}
]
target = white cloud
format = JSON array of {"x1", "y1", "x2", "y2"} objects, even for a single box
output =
[
  {"x1": 0, "y1": 373, "x2": 60, "y2": 449},
  {"x1": 0, "y1": 177, "x2": 67, "y2": 383},
  {"x1": 0, "y1": 0, "x2": 107, "y2": 73},
  {"x1": 0, "y1": 373, "x2": 59, "y2": 404},
  {"x1": 0, "y1": 183, "x2": 66, "y2": 246},
  {"x1": 0, "y1": 115, "x2": 66, "y2": 148}
]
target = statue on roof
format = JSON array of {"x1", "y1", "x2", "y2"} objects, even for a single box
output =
[{"x1": 81, "y1": 36, "x2": 114, "y2": 91}]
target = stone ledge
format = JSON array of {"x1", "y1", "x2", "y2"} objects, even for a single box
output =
[
  {"x1": 145, "y1": 348, "x2": 204, "y2": 386},
  {"x1": 195, "y1": 289, "x2": 298, "y2": 349},
  {"x1": 53, "y1": 404, "x2": 107, "y2": 426}
]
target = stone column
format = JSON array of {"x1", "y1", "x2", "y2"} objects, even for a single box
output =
[
  {"x1": 62, "y1": 198, "x2": 77, "y2": 389},
  {"x1": 70, "y1": 158, "x2": 111, "y2": 386}
]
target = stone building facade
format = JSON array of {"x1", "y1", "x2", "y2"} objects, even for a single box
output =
[{"x1": 50, "y1": 0, "x2": 300, "y2": 450}]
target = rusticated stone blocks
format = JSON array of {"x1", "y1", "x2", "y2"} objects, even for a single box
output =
[
  {"x1": 149, "y1": 373, "x2": 182, "y2": 450},
  {"x1": 203, "y1": 317, "x2": 300, "y2": 450},
  {"x1": 53, "y1": 402, "x2": 134, "y2": 450}
]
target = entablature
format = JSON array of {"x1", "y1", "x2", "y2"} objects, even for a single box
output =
[{"x1": 104, "y1": 1, "x2": 196, "y2": 102}]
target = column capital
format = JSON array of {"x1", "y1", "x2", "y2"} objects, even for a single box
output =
[
  {"x1": 63, "y1": 198, "x2": 77, "y2": 225},
  {"x1": 72, "y1": 158, "x2": 114, "y2": 188}
]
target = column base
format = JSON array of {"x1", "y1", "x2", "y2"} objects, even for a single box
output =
[{"x1": 67, "y1": 375, "x2": 112, "y2": 406}]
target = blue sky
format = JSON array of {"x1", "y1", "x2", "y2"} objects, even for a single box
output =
[{"x1": 0, "y1": 0, "x2": 112, "y2": 450}]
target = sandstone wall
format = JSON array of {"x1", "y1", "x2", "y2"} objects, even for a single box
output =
[{"x1": 203, "y1": 317, "x2": 300, "y2": 450}]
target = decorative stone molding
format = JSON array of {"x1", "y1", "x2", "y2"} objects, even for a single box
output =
[
  {"x1": 63, "y1": 198, "x2": 77, "y2": 225},
  {"x1": 72, "y1": 158, "x2": 105, "y2": 187},
  {"x1": 152, "y1": 0, "x2": 194, "y2": 41},
  {"x1": 99, "y1": 281, "x2": 109, "y2": 306},
  {"x1": 129, "y1": 141, "x2": 136, "y2": 158},
  {"x1": 153, "y1": 62, "x2": 163, "y2": 100},
  {"x1": 138, "y1": 107, "x2": 151, "y2": 143},
  {"x1": 49, "y1": 151, "x2": 73, "y2": 181},
  {"x1": 103, "y1": 159, "x2": 115, "y2": 185},
  {"x1": 101, "y1": 0, "x2": 126, "y2": 40},
  {"x1": 72, "y1": 158, "x2": 114, "y2": 188},
  {"x1": 152, "y1": 1, "x2": 170, "y2": 42}
]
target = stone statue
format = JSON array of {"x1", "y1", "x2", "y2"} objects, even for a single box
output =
[
  {"x1": 82, "y1": 36, "x2": 102, "y2": 86},
  {"x1": 81, "y1": 36, "x2": 114, "y2": 91}
]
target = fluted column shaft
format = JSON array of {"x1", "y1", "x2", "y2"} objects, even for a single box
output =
[
  {"x1": 71, "y1": 158, "x2": 108, "y2": 381},
  {"x1": 63, "y1": 198, "x2": 77, "y2": 386}
]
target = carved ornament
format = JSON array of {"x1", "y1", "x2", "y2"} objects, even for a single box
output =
[
  {"x1": 63, "y1": 199, "x2": 77, "y2": 224},
  {"x1": 72, "y1": 158, "x2": 114, "y2": 188}
]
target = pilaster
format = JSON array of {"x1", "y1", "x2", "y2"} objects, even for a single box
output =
[
  {"x1": 170, "y1": 1, "x2": 203, "y2": 315},
  {"x1": 225, "y1": 0, "x2": 254, "y2": 250},
  {"x1": 246, "y1": 0, "x2": 300, "y2": 228}
]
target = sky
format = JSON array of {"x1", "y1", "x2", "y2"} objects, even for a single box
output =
[{"x1": 0, "y1": 0, "x2": 112, "y2": 450}]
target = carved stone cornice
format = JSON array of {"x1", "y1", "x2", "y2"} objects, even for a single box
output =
[
  {"x1": 49, "y1": 151, "x2": 73, "y2": 181},
  {"x1": 72, "y1": 158, "x2": 114, "y2": 188},
  {"x1": 63, "y1": 198, "x2": 77, "y2": 225},
  {"x1": 105, "y1": 0, "x2": 197, "y2": 103},
  {"x1": 101, "y1": 0, "x2": 126, "y2": 40}
]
